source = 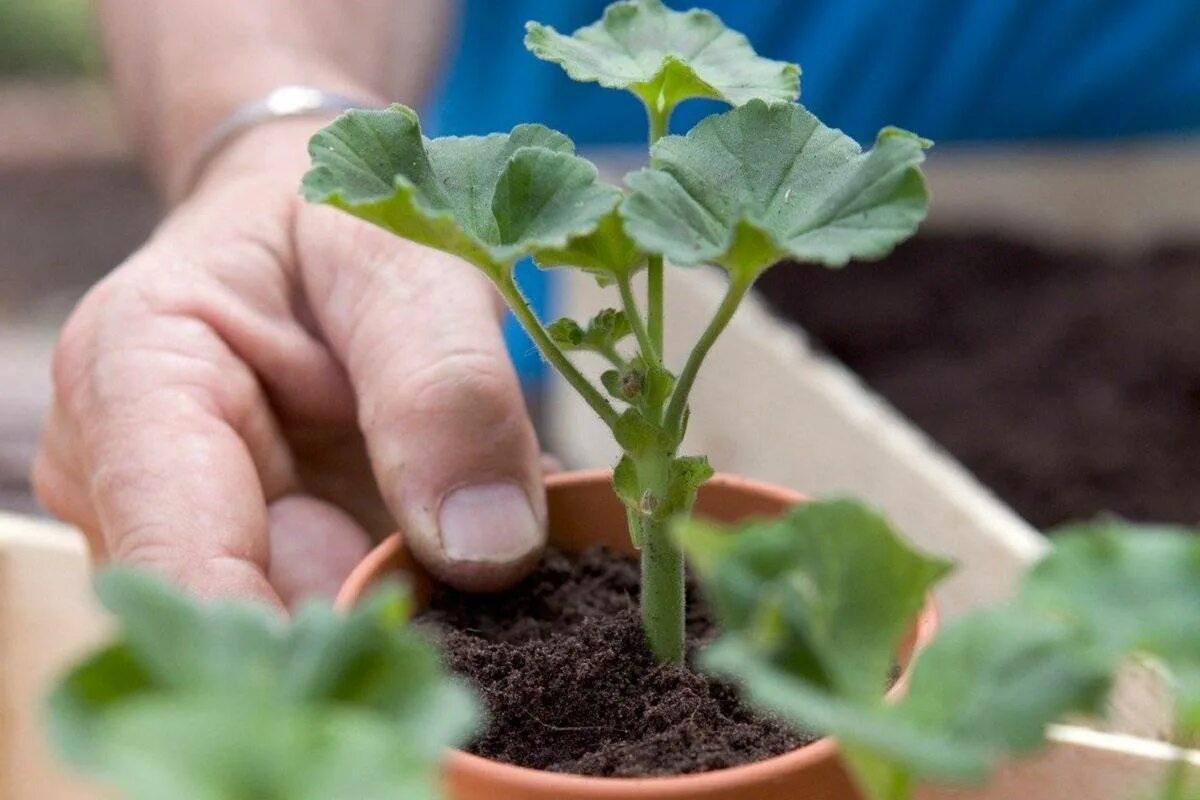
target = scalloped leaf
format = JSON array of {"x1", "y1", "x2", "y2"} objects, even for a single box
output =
[
  {"x1": 303, "y1": 104, "x2": 621, "y2": 278},
  {"x1": 532, "y1": 208, "x2": 644, "y2": 286},
  {"x1": 525, "y1": 0, "x2": 798, "y2": 114},
  {"x1": 622, "y1": 100, "x2": 931, "y2": 280}
]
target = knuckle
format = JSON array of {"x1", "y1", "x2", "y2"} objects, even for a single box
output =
[{"x1": 365, "y1": 349, "x2": 524, "y2": 432}]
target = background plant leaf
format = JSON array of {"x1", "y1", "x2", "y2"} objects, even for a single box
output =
[
  {"x1": 1023, "y1": 521, "x2": 1200, "y2": 738},
  {"x1": 622, "y1": 101, "x2": 930, "y2": 279},
  {"x1": 303, "y1": 104, "x2": 620, "y2": 277},
  {"x1": 687, "y1": 512, "x2": 1199, "y2": 800},
  {"x1": 48, "y1": 569, "x2": 477, "y2": 800},
  {"x1": 524, "y1": 0, "x2": 798, "y2": 112},
  {"x1": 677, "y1": 498, "x2": 950, "y2": 701}
]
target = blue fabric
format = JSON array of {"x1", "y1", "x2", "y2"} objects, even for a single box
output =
[{"x1": 423, "y1": 0, "x2": 1200, "y2": 378}]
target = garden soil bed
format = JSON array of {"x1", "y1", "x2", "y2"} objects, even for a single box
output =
[
  {"x1": 757, "y1": 233, "x2": 1200, "y2": 530},
  {"x1": 418, "y1": 545, "x2": 813, "y2": 777}
]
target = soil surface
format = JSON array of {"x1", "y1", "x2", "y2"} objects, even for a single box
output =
[
  {"x1": 418, "y1": 546, "x2": 812, "y2": 777},
  {"x1": 757, "y1": 233, "x2": 1200, "y2": 530}
]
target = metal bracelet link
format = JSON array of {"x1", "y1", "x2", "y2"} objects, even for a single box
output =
[{"x1": 183, "y1": 85, "x2": 382, "y2": 193}]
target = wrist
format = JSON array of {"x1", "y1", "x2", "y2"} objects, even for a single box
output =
[
  {"x1": 185, "y1": 115, "x2": 333, "y2": 202},
  {"x1": 154, "y1": 56, "x2": 385, "y2": 201}
]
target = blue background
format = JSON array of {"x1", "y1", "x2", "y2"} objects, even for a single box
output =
[{"x1": 424, "y1": 0, "x2": 1200, "y2": 379}]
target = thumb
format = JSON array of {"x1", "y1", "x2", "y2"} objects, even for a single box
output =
[{"x1": 298, "y1": 208, "x2": 547, "y2": 591}]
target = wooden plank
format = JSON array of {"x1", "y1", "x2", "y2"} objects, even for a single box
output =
[
  {"x1": 918, "y1": 725, "x2": 1200, "y2": 800},
  {"x1": 0, "y1": 514, "x2": 108, "y2": 800}
]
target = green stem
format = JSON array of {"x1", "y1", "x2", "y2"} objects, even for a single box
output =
[
  {"x1": 633, "y1": 450, "x2": 689, "y2": 663},
  {"x1": 616, "y1": 273, "x2": 658, "y2": 363},
  {"x1": 495, "y1": 272, "x2": 618, "y2": 429},
  {"x1": 640, "y1": 515, "x2": 685, "y2": 663},
  {"x1": 662, "y1": 274, "x2": 753, "y2": 441},
  {"x1": 596, "y1": 343, "x2": 628, "y2": 371},
  {"x1": 646, "y1": 106, "x2": 670, "y2": 356},
  {"x1": 647, "y1": 255, "x2": 664, "y2": 356}
]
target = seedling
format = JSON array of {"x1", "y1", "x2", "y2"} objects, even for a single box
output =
[
  {"x1": 301, "y1": 0, "x2": 930, "y2": 663},
  {"x1": 47, "y1": 571, "x2": 476, "y2": 800},
  {"x1": 677, "y1": 507, "x2": 1200, "y2": 800}
]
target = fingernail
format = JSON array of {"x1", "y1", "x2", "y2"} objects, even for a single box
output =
[{"x1": 438, "y1": 482, "x2": 542, "y2": 563}]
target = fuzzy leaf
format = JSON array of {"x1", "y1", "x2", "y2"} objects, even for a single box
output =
[
  {"x1": 613, "y1": 407, "x2": 667, "y2": 454},
  {"x1": 532, "y1": 208, "x2": 644, "y2": 286},
  {"x1": 524, "y1": 0, "x2": 798, "y2": 113},
  {"x1": 302, "y1": 104, "x2": 620, "y2": 278},
  {"x1": 547, "y1": 317, "x2": 586, "y2": 349},
  {"x1": 1022, "y1": 521, "x2": 1200, "y2": 737},
  {"x1": 678, "y1": 499, "x2": 950, "y2": 701},
  {"x1": 622, "y1": 101, "x2": 930, "y2": 280},
  {"x1": 550, "y1": 310, "x2": 634, "y2": 357},
  {"x1": 652, "y1": 455, "x2": 713, "y2": 521},
  {"x1": 48, "y1": 569, "x2": 476, "y2": 800}
]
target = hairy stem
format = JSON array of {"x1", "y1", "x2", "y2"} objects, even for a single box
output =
[
  {"x1": 495, "y1": 272, "x2": 618, "y2": 429},
  {"x1": 597, "y1": 343, "x2": 628, "y2": 371},
  {"x1": 616, "y1": 273, "x2": 658, "y2": 363},
  {"x1": 633, "y1": 450, "x2": 690, "y2": 663},
  {"x1": 662, "y1": 274, "x2": 753, "y2": 440},
  {"x1": 640, "y1": 515, "x2": 686, "y2": 663}
]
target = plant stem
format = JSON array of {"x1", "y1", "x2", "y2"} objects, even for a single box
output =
[
  {"x1": 662, "y1": 274, "x2": 753, "y2": 441},
  {"x1": 597, "y1": 343, "x2": 628, "y2": 371},
  {"x1": 634, "y1": 450, "x2": 689, "y2": 663},
  {"x1": 645, "y1": 106, "x2": 670, "y2": 357},
  {"x1": 640, "y1": 515, "x2": 686, "y2": 663},
  {"x1": 495, "y1": 272, "x2": 618, "y2": 429},
  {"x1": 647, "y1": 255, "x2": 664, "y2": 355},
  {"x1": 616, "y1": 273, "x2": 658, "y2": 363}
]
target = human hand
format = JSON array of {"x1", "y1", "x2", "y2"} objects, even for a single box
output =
[{"x1": 34, "y1": 120, "x2": 549, "y2": 609}]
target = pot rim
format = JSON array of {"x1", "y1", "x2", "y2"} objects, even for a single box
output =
[{"x1": 337, "y1": 469, "x2": 940, "y2": 795}]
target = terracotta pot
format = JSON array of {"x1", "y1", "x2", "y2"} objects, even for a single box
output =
[{"x1": 338, "y1": 469, "x2": 939, "y2": 800}]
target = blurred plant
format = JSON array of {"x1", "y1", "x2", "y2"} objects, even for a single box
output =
[
  {"x1": 47, "y1": 570, "x2": 477, "y2": 800},
  {"x1": 678, "y1": 507, "x2": 1200, "y2": 800},
  {"x1": 0, "y1": 0, "x2": 99, "y2": 77}
]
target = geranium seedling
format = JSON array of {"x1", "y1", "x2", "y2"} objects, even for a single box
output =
[{"x1": 302, "y1": 0, "x2": 930, "y2": 664}]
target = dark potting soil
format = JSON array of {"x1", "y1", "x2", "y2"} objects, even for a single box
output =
[
  {"x1": 757, "y1": 233, "x2": 1200, "y2": 530},
  {"x1": 417, "y1": 546, "x2": 813, "y2": 777}
]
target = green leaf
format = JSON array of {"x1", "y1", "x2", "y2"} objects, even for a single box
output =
[
  {"x1": 651, "y1": 455, "x2": 713, "y2": 521},
  {"x1": 552, "y1": 308, "x2": 633, "y2": 357},
  {"x1": 1022, "y1": 521, "x2": 1200, "y2": 738},
  {"x1": 547, "y1": 317, "x2": 586, "y2": 349},
  {"x1": 702, "y1": 607, "x2": 1109, "y2": 794},
  {"x1": 524, "y1": 0, "x2": 798, "y2": 114},
  {"x1": 622, "y1": 101, "x2": 931, "y2": 280},
  {"x1": 612, "y1": 407, "x2": 667, "y2": 454},
  {"x1": 678, "y1": 498, "x2": 950, "y2": 701},
  {"x1": 601, "y1": 368, "x2": 625, "y2": 400},
  {"x1": 532, "y1": 208, "x2": 644, "y2": 286},
  {"x1": 48, "y1": 569, "x2": 477, "y2": 800},
  {"x1": 302, "y1": 104, "x2": 620, "y2": 278}
]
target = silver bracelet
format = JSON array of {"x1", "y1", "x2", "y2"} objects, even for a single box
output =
[{"x1": 183, "y1": 85, "x2": 383, "y2": 193}]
